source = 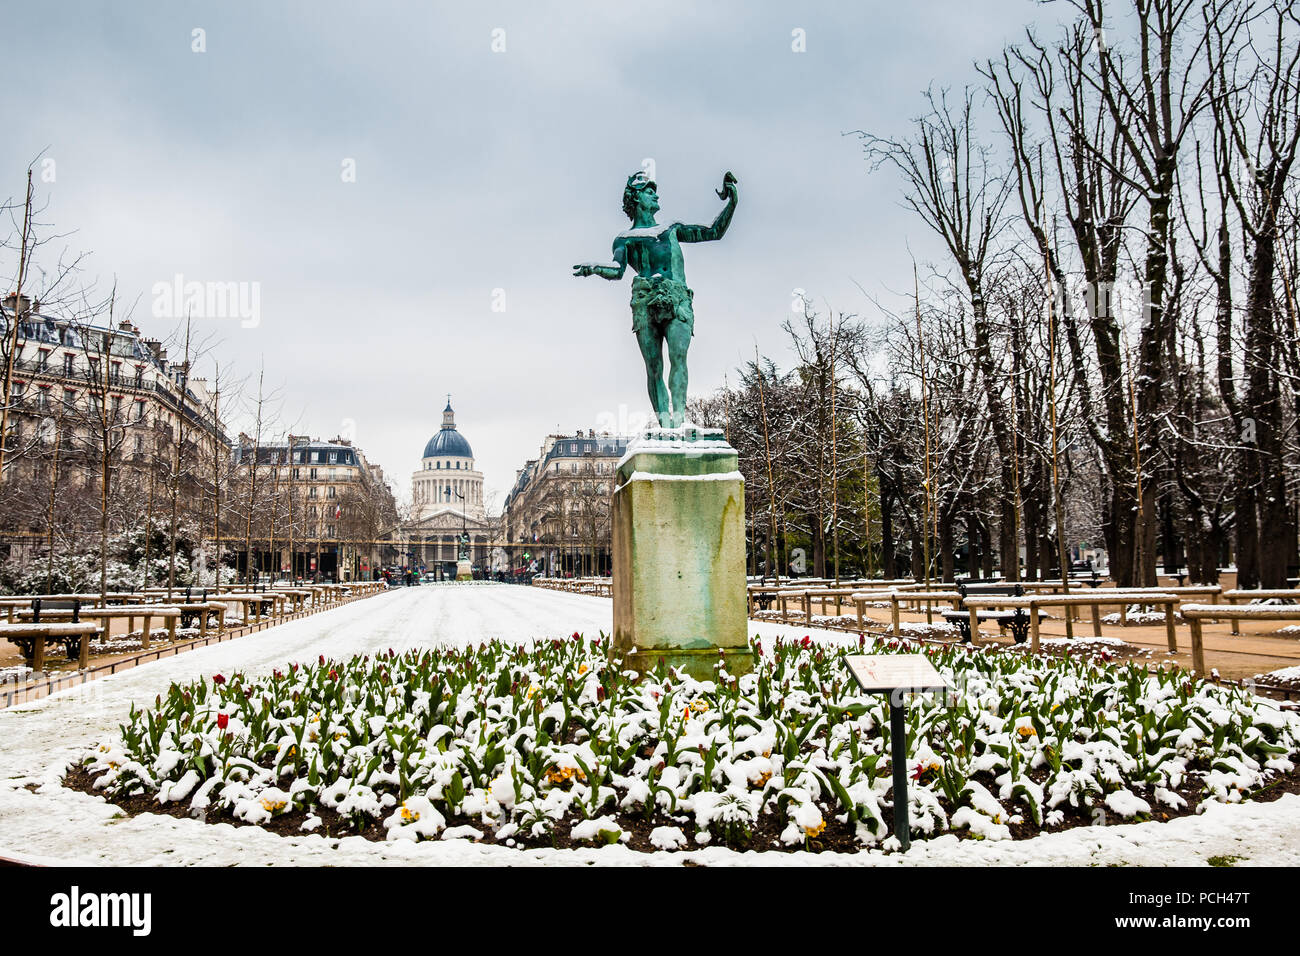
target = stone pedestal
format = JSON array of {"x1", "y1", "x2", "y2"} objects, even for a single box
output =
[
  {"x1": 611, "y1": 425, "x2": 750, "y2": 679},
  {"x1": 456, "y1": 560, "x2": 472, "y2": 581}
]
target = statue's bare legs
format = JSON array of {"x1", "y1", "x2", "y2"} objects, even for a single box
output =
[
  {"x1": 635, "y1": 325, "x2": 671, "y2": 426},
  {"x1": 664, "y1": 319, "x2": 691, "y2": 428}
]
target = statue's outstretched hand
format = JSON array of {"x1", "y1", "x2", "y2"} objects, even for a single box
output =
[
  {"x1": 716, "y1": 170, "x2": 738, "y2": 201},
  {"x1": 573, "y1": 264, "x2": 595, "y2": 277}
]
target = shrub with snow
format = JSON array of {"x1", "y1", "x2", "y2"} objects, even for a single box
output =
[{"x1": 78, "y1": 633, "x2": 1300, "y2": 853}]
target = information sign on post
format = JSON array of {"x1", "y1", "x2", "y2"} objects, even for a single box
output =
[{"x1": 844, "y1": 654, "x2": 950, "y2": 852}]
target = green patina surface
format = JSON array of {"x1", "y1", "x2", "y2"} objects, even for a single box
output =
[
  {"x1": 616, "y1": 446, "x2": 737, "y2": 482},
  {"x1": 574, "y1": 170, "x2": 738, "y2": 429}
]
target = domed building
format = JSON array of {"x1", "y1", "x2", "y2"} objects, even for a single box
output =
[
  {"x1": 412, "y1": 400, "x2": 485, "y2": 520},
  {"x1": 391, "y1": 399, "x2": 498, "y2": 579}
]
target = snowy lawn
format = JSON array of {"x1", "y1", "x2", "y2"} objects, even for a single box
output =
[{"x1": 3, "y1": 585, "x2": 1299, "y2": 866}]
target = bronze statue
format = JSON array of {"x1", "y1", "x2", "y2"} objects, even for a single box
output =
[{"x1": 574, "y1": 170, "x2": 738, "y2": 428}]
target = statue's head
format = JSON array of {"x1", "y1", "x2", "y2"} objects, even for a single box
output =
[{"x1": 623, "y1": 171, "x2": 659, "y2": 221}]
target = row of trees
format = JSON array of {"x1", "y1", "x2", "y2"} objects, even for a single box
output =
[{"x1": 697, "y1": 0, "x2": 1298, "y2": 587}]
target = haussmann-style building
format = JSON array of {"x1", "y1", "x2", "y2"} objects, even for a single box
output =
[{"x1": 501, "y1": 429, "x2": 628, "y2": 577}]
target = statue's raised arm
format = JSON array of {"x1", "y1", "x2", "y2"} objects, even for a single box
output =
[{"x1": 677, "y1": 172, "x2": 738, "y2": 244}]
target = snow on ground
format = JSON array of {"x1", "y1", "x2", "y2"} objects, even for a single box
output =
[
  {"x1": 1101, "y1": 611, "x2": 1178, "y2": 625},
  {"x1": 2, "y1": 584, "x2": 1297, "y2": 867}
]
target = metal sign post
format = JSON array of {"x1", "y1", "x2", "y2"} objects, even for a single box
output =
[{"x1": 844, "y1": 654, "x2": 950, "y2": 852}]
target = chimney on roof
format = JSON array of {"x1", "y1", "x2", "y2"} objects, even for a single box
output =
[
  {"x1": 3, "y1": 292, "x2": 32, "y2": 316},
  {"x1": 118, "y1": 319, "x2": 133, "y2": 332}
]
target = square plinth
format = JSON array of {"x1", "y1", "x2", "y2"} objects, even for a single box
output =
[{"x1": 611, "y1": 428, "x2": 749, "y2": 671}]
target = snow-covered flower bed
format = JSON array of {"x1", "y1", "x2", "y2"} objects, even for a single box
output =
[
  {"x1": 1101, "y1": 608, "x2": 1182, "y2": 626},
  {"x1": 1008, "y1": 636, "x2": 1154, "y2": 665},
  {"x1": 1254, "y1": 665, "x2": 1300, "y2": 691},
  {"x1": 0, "y1": 665, "x2": 33, "y2": 683},
  {"x1": 751, "y1": 610, "x2": 866, "y2": 630},
  {"x1": 90, "y1": 628, "x2": 202, "y2": 654},
  {"x1": 75, "y1": 634, "x2": 1300, "y2": 853},
  {"x1": 898, "y1": 622, "x2": 960, "y2": 639}
]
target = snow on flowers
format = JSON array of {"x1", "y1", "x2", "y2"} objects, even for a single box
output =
[{"x1": 78, "y1": 634, "x2": 1300, "y2": 852}]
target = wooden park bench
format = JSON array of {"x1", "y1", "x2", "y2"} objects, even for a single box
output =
[
  {"x1": 889, "y1": 588, "x2": 963, "y2": 627},
  {"x1": 0, "y1": 622, "x2": 100, "y2": 670},
  {"x1": 1221, "y1": 589, "x2": 1300, "y2": 634},
  {"x1": 1181, "y1": 603, "x2": 1300, "y2": 675},
  {"x1": 1015, "y1": 583, "x2": 1218, "y2": 623},
  {"x1": 0, "y1": 593, "x2": 142, "y2": 621},
  {"x1": 963, "y1": 590, "x2": 1179, "y2": 652},
  {"x1": 14, "y1": 604, "x2": 191, "y2": 649},
  {"x1": 211, "y1": 592, "x2": 281, "y2": 622},
  {"x1": 271, "y1": 587, "x2": 313, "y2": 611}
]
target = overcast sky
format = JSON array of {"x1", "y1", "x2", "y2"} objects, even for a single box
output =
[{"x1": 3, "y1": 0, "x2": 1065, "y2": 508}]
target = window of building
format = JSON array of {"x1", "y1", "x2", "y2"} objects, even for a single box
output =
[
  {"x1": 327, "y1": 486, "x2": 336, "y2": 498},
  {"x1": 63, "y1": 354, "x2": 74, "y2": 375},
  {"x1": 308, "y1": 486, "x2": 317, "y2": 498},
  {"x1": 329, "y1": 451, "x2": 338, "y2": 463},
  {"x1": 309, "y1": 467, "x2": 318, "y2": 480},
  {"x1": 133, "y1": 399, "x2": 145, "y2": 422},
  {"x1": 37, "y1": 349, "x2": 49, "y2": 369}
]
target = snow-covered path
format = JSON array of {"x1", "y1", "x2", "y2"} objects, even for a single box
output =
[{"x1": 1, "y1": 584, "x2": 1296, "y2": 867}]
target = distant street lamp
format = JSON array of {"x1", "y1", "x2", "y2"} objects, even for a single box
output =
[{"x1": 454, "y1": 488, "x2": 470, "y2": 569}]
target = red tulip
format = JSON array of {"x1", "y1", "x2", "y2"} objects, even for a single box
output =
[
  {"x1": 217, "y1": 713, "x2": 229, "y2": 730},
  {"x1": 212, "y1": 674, "x2": 226, "y2": 685}
]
